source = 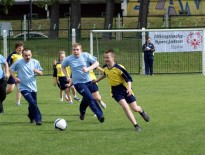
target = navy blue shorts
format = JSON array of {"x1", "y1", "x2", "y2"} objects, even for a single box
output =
[
  {"x1": 91, "y1": 82, "x2": 99, "y2": 93},
  {"x1": 112, "y1": 84, "x2": 136, "y2": 104},
  {"x1": 58, "y1": 77, "x2": 72, "y2": 90},
  {"x1": 7, "y1": 75, "x2": 15, "y2": 84}
]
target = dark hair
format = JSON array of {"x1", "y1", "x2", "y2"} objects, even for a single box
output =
[
  {"x1": 104, "y1": 49, "x2": 115, "y2": 58},
  {"x1": 22, "y1": 48, "x2": 31, "y2": 54},
  {"x1": 146, "y1": 36, "x2": 150, "y2": 41},
  {"x1": 15, "y1": 41, "x2": 24, "y2": 49}
]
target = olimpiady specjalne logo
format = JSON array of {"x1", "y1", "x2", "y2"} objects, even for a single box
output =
[{"x1": 186, "y1": 32, "x2": 203, "y2": 49}]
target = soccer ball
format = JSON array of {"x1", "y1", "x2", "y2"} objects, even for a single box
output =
[{"x1": 54, "y1": 118, "x2": 67, "y2": 131}]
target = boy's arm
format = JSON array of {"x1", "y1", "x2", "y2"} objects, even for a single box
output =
[
  {"x1": 53, "y1": 77, "x2": 57, "y2": 86},
  {"x1": 93, "y1": 74, "x2": 106, "y2": 83},
  {"x1": 62, "y1": 66, "x2": 71, "y2": 83},
  {"x1": 96, "y1": 66, "x2": 104, "y2": 73},
  {"x1": 4, "y1": 61, "x2": 9, "y2": 79},
  {"x1": 83, "y1": 61, "x2": 99, "y2": 73},
  {"x1": 126, "y1": 81, "x2": 133, "y2": 96},
  {"x1": 33, "y1": 68, "x2": 43, "y2": 76},
  {"x1": 9, "y1": 68, "x2": 20, "y2": 84}
]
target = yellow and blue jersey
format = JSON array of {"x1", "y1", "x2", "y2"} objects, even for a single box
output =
[
  {"x1": 53, "y1": 61, "x2": 71, "y2": 78},
  {"x1": 7, "y1": 51, "x2": 23, "y2": 76},
  {"x1": 90, "y1": 70, "x2": 97, "y2": 81},
  {"x1": 103, "y1": 63, "x2": 133, "y2": 89},
  {"x1": 7, "y1": 51, "x2": 22, "y2": 66}
]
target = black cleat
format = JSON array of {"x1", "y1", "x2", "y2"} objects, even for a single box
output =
[
  {"x1": 98, "y1": 116, "x2": 105, "y2": 123},
  {"x1": 140, "y1": 111, "x2": 150, "y2": 122},
  {"x1": 74, "y1": 97, "x2": 81, "y2": 101},
  {"x1": 135, "y1": 126, "x2": 141, "y2": 132},
  {"x1": 27, "y1": 114, "x2": 35, "y2": 123},
  {"x1": 36, "y1": 121, "x2": 42, "y2": 125},
  {"x1": 79, "y1": 114, "x2": 85, "y2": 120}
]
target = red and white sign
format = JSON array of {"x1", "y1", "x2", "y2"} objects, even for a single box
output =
[{"x1": 149, "y1": 31, "x2": 203, "y2": 52}]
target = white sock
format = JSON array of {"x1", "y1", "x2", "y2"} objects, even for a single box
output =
[{"x1": 16, "y1": 100, "x2": 21, "y2": 106}]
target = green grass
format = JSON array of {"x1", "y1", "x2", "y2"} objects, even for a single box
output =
[{"x1": 1, "y1": 74, "x2": 205, "y2": 155}]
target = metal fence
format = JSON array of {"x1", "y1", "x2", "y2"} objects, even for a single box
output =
[
  {"x1": 1, "y1": 14, "x2": 204, "y2": 75},
  {"x1": 6, "y1": 29, "x2": 72, "y2": 75},
  {"x1": 3, "y1": 29, "x2": 202, "y2": 75}
]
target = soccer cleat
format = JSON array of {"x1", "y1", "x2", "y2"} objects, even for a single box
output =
[
  {"x1": 36, "y1": 121, "x2": 42, "y2": 125},
  {"x1": 27, "y1": 114, "x2": 35, "y2": 123},
  {"x1": 69, "y1": 101, "x2": 73, "y2": 104},
  {"x1": 135, "y1": 126, "x2": 141, "y2": 132},
  {"x1": 93, "y1": 114, "x2": 97, "y2": 117},
  {"x1": 60, "y1": 98, "x2": 64, "y2": 102},
  {"x1": 98, "y1": 116, "x2": 105, "y2": 123},
  {"x1": 74, "y1": 96, "x2": 81, "y2": 101},
  {"x1": 99, "y1": 101, "x2": 106, "y2": 109},
  {"x1": 140, "y1": 110, "x2": 150, "y2": 122},
  {"x1": 79, "y1": 114, "x2": 85, "y2": 120}
]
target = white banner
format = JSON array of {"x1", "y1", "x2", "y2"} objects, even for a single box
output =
[{"x1": 149, "y1": 31, "x2": 203, "y2": 52}]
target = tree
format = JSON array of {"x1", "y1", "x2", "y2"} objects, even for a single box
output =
[
  {"x1": 70, "y1": 0, "x2": 81, "y2": 41},
  {"x1": 138, "y1": 0, "x2": 149, "y2": 29},
  {"x1": 48, "y1": 0, "x2": 59, "y2": 39},
  {"x1": 0, "y1": 0, "x2": 14, "y2": 15},
  {"x1": 103, "y1": 0, "x2": 114, "y2": 40}
]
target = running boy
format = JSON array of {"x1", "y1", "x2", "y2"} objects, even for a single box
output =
[{"x1": 93, "y1": 49, "x2": 150, "y2": 131}]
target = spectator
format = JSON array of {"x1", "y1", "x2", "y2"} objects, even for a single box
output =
[{"x1": 142, "y1": 37, "x2": 155, "y2": 75}]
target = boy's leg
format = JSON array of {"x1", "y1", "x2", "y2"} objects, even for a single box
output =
[
  {"x1": 79, "y1": 98, "x2": 89, "y2": 120},
  {"x1": 74, "y1": 83, "x2": 104, "y2": 122},
  {"x1": 119, "y1": 99, "x2": 138, "y2": 125},
  {"x1": 0, "y1": 79, "x2": 7, "y2": 113},
  {"x1": 21, "y1": 90, "x2": 42, "y2": 125},
  {"x1": 16, "y1": 86, "x2": 21, "y2": 106},
  {"x1": 144, "y1": 55, "x2": 149, "y2": 75},
  {"x1": 149, "y1": 55, "x2": 154, "y2": 75}
]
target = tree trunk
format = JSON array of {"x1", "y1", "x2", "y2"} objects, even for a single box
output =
[
  {"x1": 70, "y1": 0, "x2": 81, "y2": 41},
  {"x1": 138, "y1": 0, "x2": 149, "y2": 29},
  {"x1": 49, "y1": 0, "x2": 59, "y2": 39},
  {"x1": 103, "y1": 0, "x2": 114, "y2": 40}
]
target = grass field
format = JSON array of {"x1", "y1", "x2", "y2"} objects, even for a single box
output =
[{"x1": 1, "y1": 74, "x2": 205, "y2": 155}]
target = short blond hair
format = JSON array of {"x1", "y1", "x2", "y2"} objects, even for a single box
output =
[{"x1": 72, "y1": 43, "x2": 82, "y2": 49}]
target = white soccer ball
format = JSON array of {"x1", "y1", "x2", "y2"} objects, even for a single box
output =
[{"x1": 54, "y1": 118, "x2": 67, "y2": 131}]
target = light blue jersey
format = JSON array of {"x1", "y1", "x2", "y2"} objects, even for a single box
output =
[
  {"x1": 62, "y1": 52, "x2": 97, "y2": 84},
  {"x1": 0, "y1": 54, "x2": 6, "y2": 79},
  {"x1": 10, "y1": 59, "x2": 43, "y2": 92}
]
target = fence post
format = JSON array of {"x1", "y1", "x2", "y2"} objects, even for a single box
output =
[
  {"x1": 117, "y1": 13, "x2": 121, "y2": 41},
  {"x1": 23, "y1": 14, "x2": 27, "y2": 41},
  {"x1": 141, "y1": 27, "x2": 146, "y2": 75},
  {"x1": 202, "y1": 29, "x2": 205, "y2": 76},
  {"x1": 3, "y1": 30, "x2": 7, "y2": 58},
  {"x1": 90, "y1": 30, "x2": 93, "y2": 55},
  {"x1": 72, "y1": 28, "x2": 76, "y2": 45}
]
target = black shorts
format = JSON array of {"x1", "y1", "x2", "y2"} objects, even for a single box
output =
[
  {"x1": 111, "y1": 84, "x2": 136, "y2": 103},
  {"x1": 58, "y1": 77, "x2": 72, "y2": 90},
  {"x1": 7, "y1": 75, "x2": 15, "y2": 85},
  {"x1": 91, "y1": 82, "x2": 99, "y2": 93}
]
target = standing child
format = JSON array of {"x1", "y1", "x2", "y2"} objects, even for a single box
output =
[
  {"x1": 0, "y1": 54, "x2": 9, "y2": 113},
  {"x1": 93, "y1": 49, "x2": 150, "y2": 131},
  {"x1": 53, "y1": 51, "x2": 80, "y2": 104},
  {"x1": 6, "y1": 41, "x2": 24, "y2": 106}
]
